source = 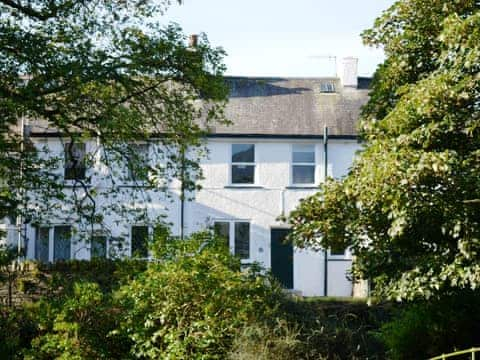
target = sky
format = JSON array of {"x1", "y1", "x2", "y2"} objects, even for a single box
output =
[{"x1": 162, "y1": 0, "x2": 395, "y2": 77}]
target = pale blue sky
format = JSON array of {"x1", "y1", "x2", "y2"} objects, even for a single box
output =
[{"x1": 163, "y1": 0, "x2": 395, "y2": 77}]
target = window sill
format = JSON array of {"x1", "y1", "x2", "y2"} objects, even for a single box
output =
[
  {"x1": 286, "y1": 185, "x2": 318, "y2": 189},
  {"x1": 63, "y1": 180, "x2": 91, "y2": 188},
  {"x1": 224, "y1": 185, "x2": 264, "y2": 189},
  {"x1": 240, "y1": 259, "x2": 254, "y2": 265}
]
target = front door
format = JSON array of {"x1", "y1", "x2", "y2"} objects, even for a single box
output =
[{"x1": 271, "y1": 228, "x2": 293, "y2": 289}]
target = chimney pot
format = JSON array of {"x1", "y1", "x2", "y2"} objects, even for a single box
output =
[
  {"x1": 189, "y1": 34, "x2": 199, "y2": 48},
  {"x1": 338, "y1": 57, "x2": 358, "y2": 88}
]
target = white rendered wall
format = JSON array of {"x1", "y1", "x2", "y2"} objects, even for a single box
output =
[
  {"x1": 188, "y1": 138, "x2": 360, "y2": 296},
  {"x1": 25, "y1": 137, "x2": 361, "y2": 297}
]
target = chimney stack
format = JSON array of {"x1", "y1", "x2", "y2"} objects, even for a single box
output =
[
  {"x1": 338, "y1": 57, "x2": 358, "y2": 88},
  {"x1": 188, "y1": 34, "x2": 199, "y2": 48}
]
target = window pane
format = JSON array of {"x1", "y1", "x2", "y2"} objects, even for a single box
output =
[
  {"x1": 36, "y1": 227, "x2": 49, "y2": 262},
  {"x1": 234, "y1": 222, "x2": 250, "y2": 259},
  {"x1": 232, "y1": 144, "x2": 254, "y2": 163},
  {"x1": 232, "y1": 165, "x2": 255, "y2": 184},
  {"x1": 214, "y1": 222, "x2": 230, "y2": 248},
  {"x1": 91, "y1": 236, "x2": 107, "y2": 258},
  {"x1": 131, "y1": 226, "x2": 149, "y2": 258},
  {"x1": 292, "y1": 145, "x2": 315, "y2": 163},
  {"x1": 128, "y1": 144, "x2": 149, "y2": 180},
  {"x1": 53, "y1": 226, "x2": 71, "y2": 261},
  {"x1": 292, "y1": 165, "x2": 315, "y2": 184},
  {"x1": 64, "y1": 143, "x2": 86, "y2": 180}
]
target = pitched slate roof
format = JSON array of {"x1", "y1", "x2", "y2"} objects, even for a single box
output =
[
  {"x1": 211, "y1": 77, "x2": 369, "y2": 137},
  {"x1": 26, "y1": 76, "x2": 370, "y2": 138}
]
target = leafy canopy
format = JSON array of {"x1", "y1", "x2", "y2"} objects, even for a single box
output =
[
  {"x1": 287, "y1": 0, "x2": 480, "y2": 301},
  {"x1": 0, "y1": 0, "x2": 228, "y2": 234}
]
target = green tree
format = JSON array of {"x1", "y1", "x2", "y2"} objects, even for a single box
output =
[
  {"x1": 0, "y1": 0, "x2": 228, "y2": 239},
  {"x1": 287, "y1": 0, "x2": 480, "y2": 301}
]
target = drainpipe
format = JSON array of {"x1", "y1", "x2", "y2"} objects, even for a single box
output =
[
  {"x1": 323, "y1": 126, "x2": 328, "y2": 297},
  {"x1": 17, "y1": 114, "x2": 28, "y2": 260},
  {"x1": 180, "y1": 148, "x2": 185, "y2": 241}
]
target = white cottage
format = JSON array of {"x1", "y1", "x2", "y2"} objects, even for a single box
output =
[{"x1": 5, "y1": 58, "x2": 370, "y2": 297}]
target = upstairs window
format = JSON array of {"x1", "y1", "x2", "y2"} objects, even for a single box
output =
[
  {"x1": 292, "y1": 144, "x2": 316, "y2": 184},
  {"x1": 231, "y1": 144, "x2": 255, "y2": 184},
  {"x1": 127, "y1": 143, "x2": 150, "y2": 181},
  {"x1": 64, "y1": 143, "x2": 86, "y2": 180}
]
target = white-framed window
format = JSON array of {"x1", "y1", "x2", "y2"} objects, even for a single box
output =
[
  {"x1": 127, "y1": 143, "x2": 150, "y2": 181},
  {"x1": 64, "y1": 143, "x2": 86, "y2": 180},
  {"x1": 292, "y1": 144, "x2": 316, "y2": 185},
  {"x1": 213, "y1": 220, "x2": 250, "y2": 260},
  {"x1": 130, "y1": 225, "x2": 150, "y2": 258},
  {"x1": 35, "y1": 225, "x2": 72, "y2": 262},
  {"x1": 231, "y1": 144, "x2": 255, "y2": 184}
]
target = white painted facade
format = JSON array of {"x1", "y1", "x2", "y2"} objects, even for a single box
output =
[
  {"x1": 2, "y1": 65, "x2": 371, "y2": 297},
  {"x1": 1, "y1": 136, "x2": 361, "y2": 297}
]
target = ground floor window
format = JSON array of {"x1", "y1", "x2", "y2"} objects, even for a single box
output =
[
  {"x1": 131, "y1": 225, "x2": 149, "y2": 258},
  {"x1": 213, "y1": 220, "x2": 250, "y2": 260},
  {"x1": 35, "y1": 225, "x2": 72, "y2": 262},
  {"x1": 91, "y1": 234, "x2": 108, "y2": 259}
]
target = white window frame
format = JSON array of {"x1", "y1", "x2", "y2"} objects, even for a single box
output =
[
  {"x1": 213, "y1": 219, "x2": 251, "y2": 262},
  {"x1": 291, "y1": 144, "x2": 317, "y2": 186},
  {"x1": 230, "y1": 143, "x2": 256, "y2": 186},
  {"x1": 35, "y1": 225, "x2": 73, "y2": 262}
]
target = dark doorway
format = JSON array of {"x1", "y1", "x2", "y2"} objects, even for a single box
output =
[{"x1": 271, "y1": 228, "x2": 293, "y2": 289}]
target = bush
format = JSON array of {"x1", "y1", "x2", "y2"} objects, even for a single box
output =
[
  {"x1": 228, "y1": 320, "x2": 302, "y2": 360},
  {"x1": 116, "y1": 231, "x2": 284, "y2": 359},
  {"x1": 379, "y1": 291, "x2": 480, "y2": 359},
  {"x1": 0, "y1": 306, "x2": 37, "y2": 359},
  {"x1": 24, "y1": 281, "x2": 131, "y2": 360}
]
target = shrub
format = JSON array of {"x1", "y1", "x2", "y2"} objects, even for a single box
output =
[
  {"x1": 228, "y1": 320, "x2": 303, "y2": 360},
  {"x1": 379, "y1": 291, "x2": 480, "y2": 359},
  {"x1": 0, "y1": 306, "x2": 37, "y2": 359},
  {"x1": 25, "y1": 281, "x2": 131, "y2": 359},
  {"x1": 116, "y1": 231, "x2": 284, "y2": 359}
]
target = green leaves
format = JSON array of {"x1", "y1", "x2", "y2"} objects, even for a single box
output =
[
  {"x1": 117, "y1": 232, "x2": 283, "y2": 359},
  {"x1": 288, "y1": 1, "x2": 480, "y2": 301},
  {"x1": 0, "y1": 0, "x2": 228, "y2": 236}
]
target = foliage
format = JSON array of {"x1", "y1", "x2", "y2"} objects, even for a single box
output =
[
  {"x1": 228, "y1": 320, "x2": 302, "y2": 360},
  {"x1": 25, "y1": 282, "x2": 130, "y2": 360},
  {"x1": 0, "y1": 305, "x2": 37, "y2": 360},
  {"x1": 379, "y1": 291, "x2": 480, "y2": 359},
  {"x1": 287, "y1": 0, "x2": 480, "y2": 300},
  {"x1": 36, "y1": 258, "x2": 147, "y2": 296},
  {"x1": 0, "y1": 0, "x2": 228, "y2": 236},
  {"x1": 116, "y1": 232, "x2": 284, "y2": 359},
  {"x1": 229, "y1": 298, "x2": 389, "y2": 360},
  {"x1": 281, "y1": 298, "x2": 387, "y2": 359}
]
